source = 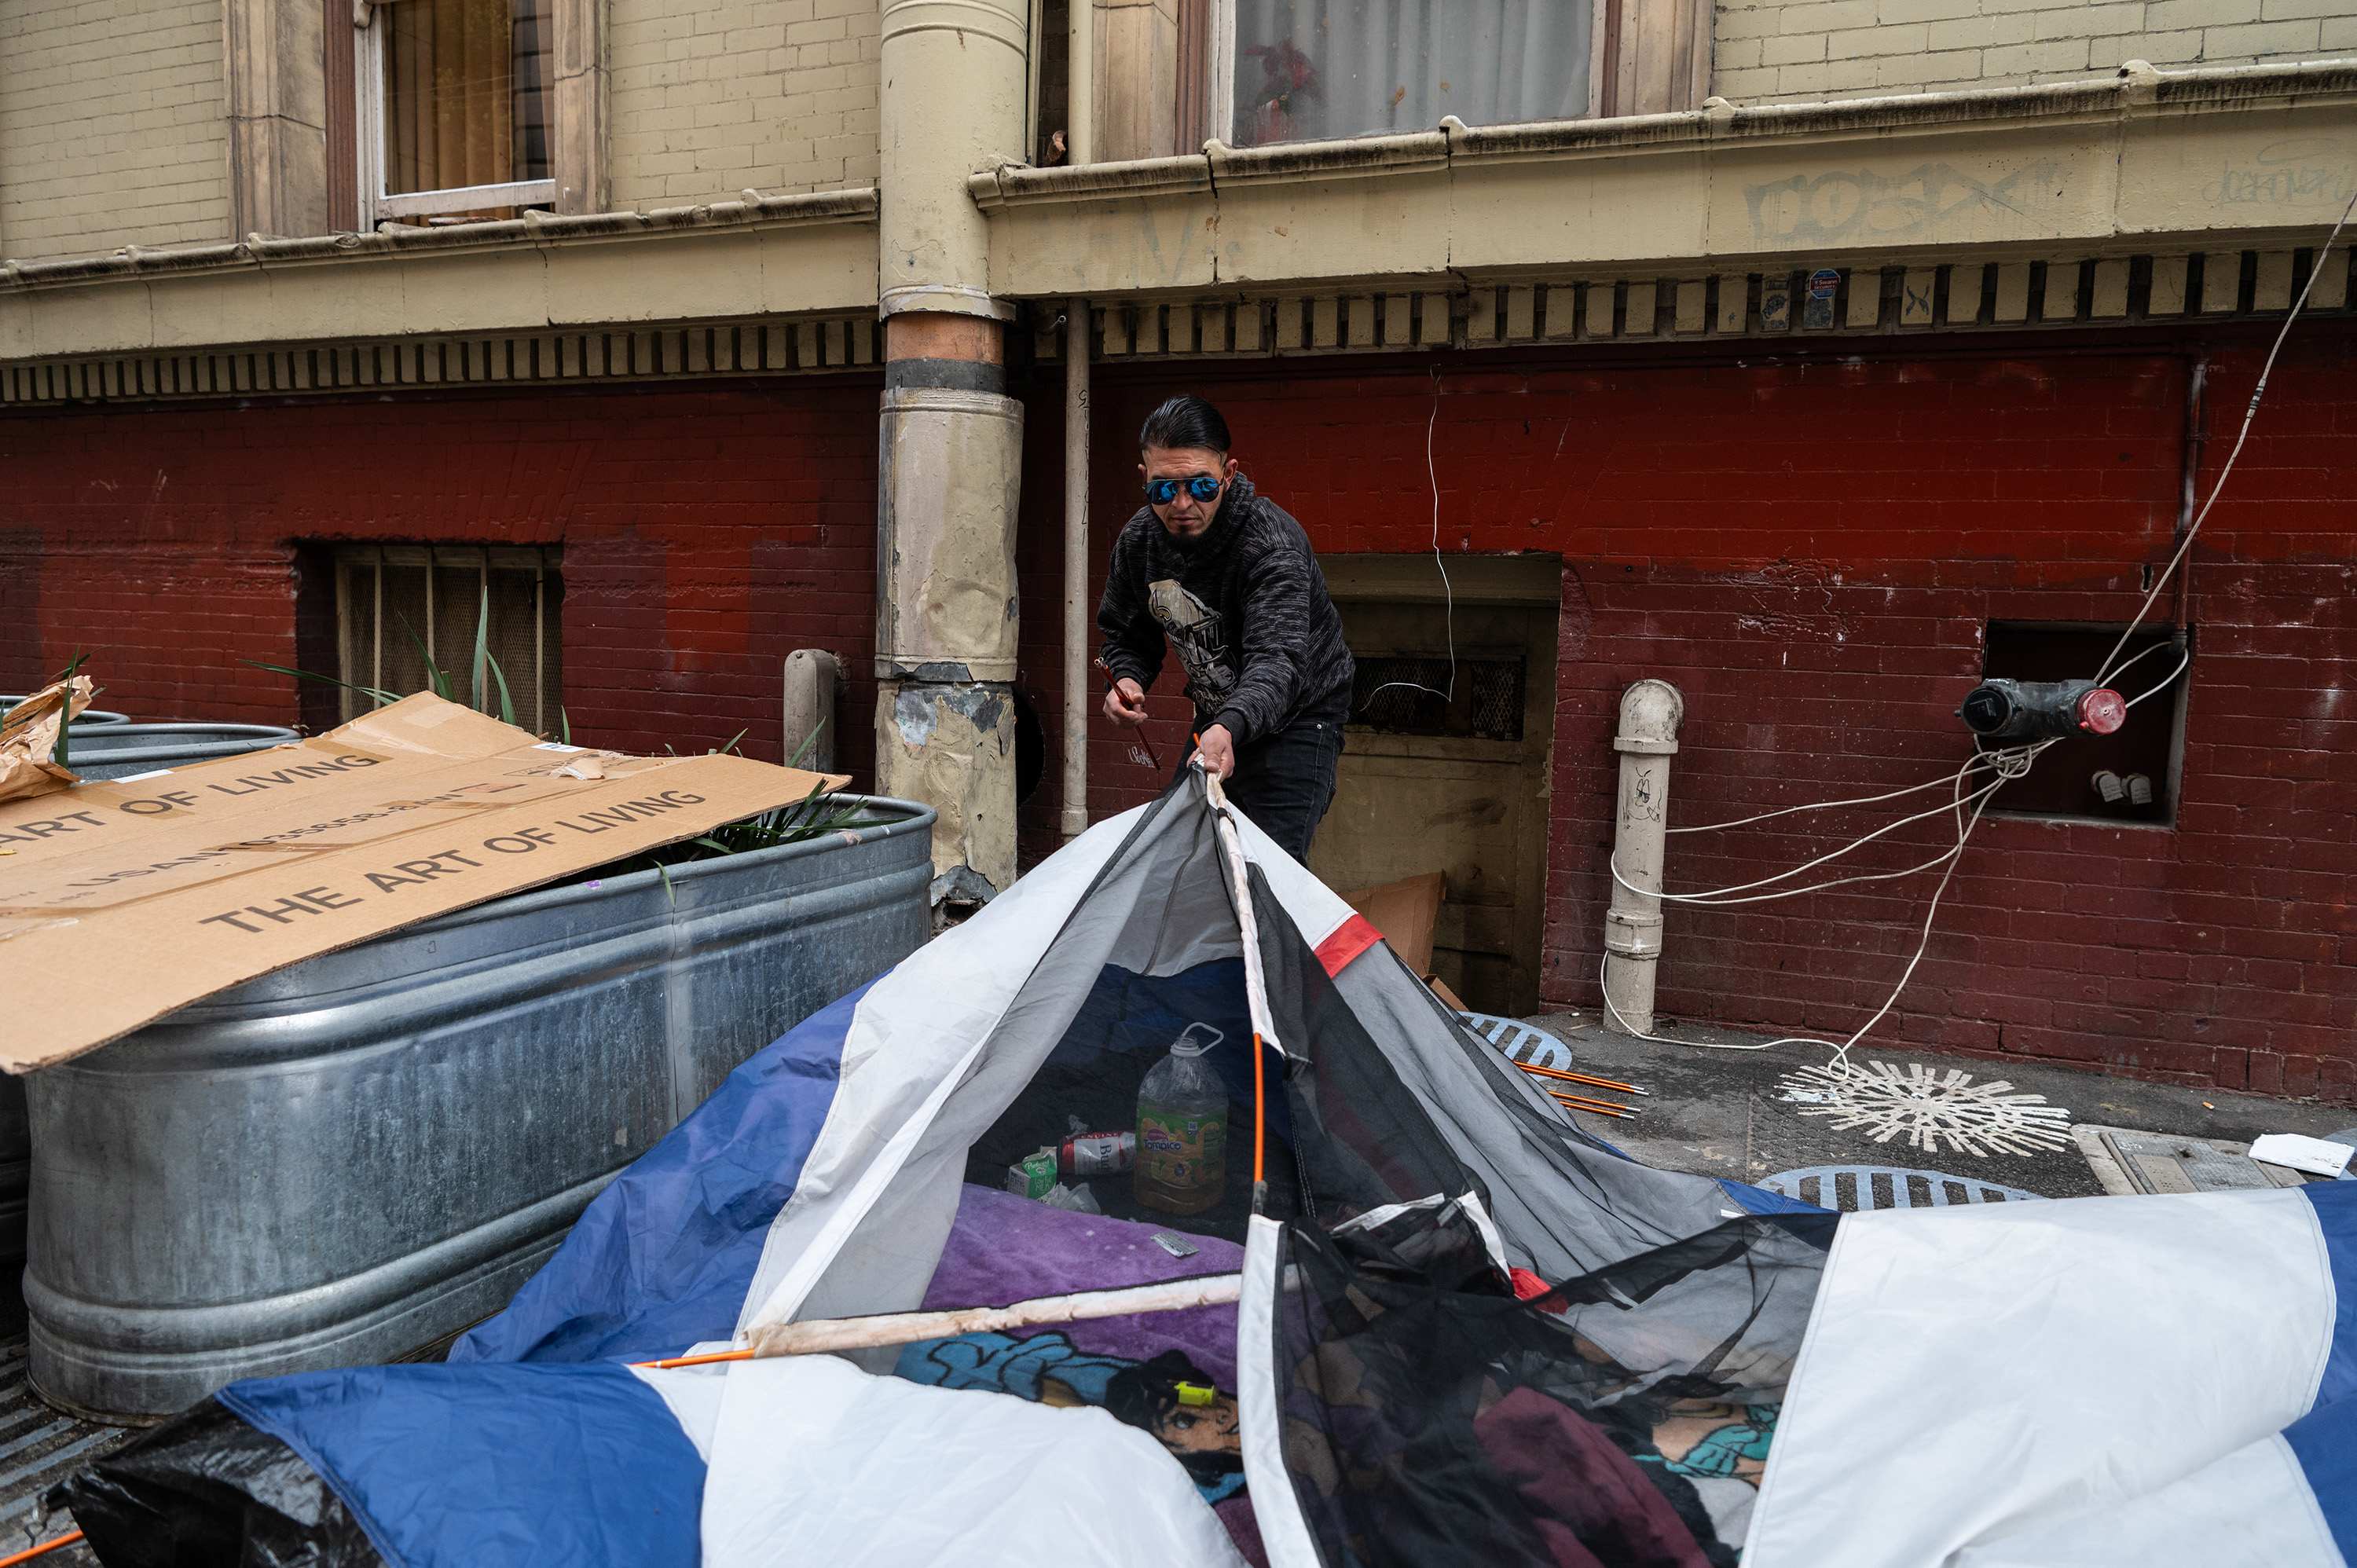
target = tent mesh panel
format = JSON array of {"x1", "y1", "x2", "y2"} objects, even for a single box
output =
[{"x1": 1267, "y1": 1202, "x2": 1831, "y2": 1567}]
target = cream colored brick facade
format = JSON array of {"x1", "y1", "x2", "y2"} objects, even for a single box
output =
[
  {"x1": 0, "y1": 0, "x2": 232, "y2": 262},
  {"x1": 1714, "y1": 0, "x2": 2357, "y2": 104},
  {"x1": 606, "y1": 0, "x2": 881, "y2": 209}
]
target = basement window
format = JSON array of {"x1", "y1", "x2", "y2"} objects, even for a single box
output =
[
  {"x1": 331, "y1": 544, "x2": 563, "y2": 733},
  {"x1": 355, "y1": 0, "x2": 557, "y2": 224},
  {"x1": 1982, "y1": 622, "x2": 2188, "y2": 825},
  {"x1": 1352, "y1": 656, "x2": 1526, "y2": 741}
]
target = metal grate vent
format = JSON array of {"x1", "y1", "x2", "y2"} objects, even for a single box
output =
[
  {"x1": 1759, "y1": 1164, "x2": 2044, "y2": 1211},
  {"x1": 1352, "y1": 657, "x2": 1525, "y2": 739}
]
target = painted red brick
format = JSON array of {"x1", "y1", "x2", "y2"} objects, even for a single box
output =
[
  {"x1": 1022, "y1": 327, "x2": 2357, "y2": 1102},
  {"x1": 0, "y1": 380, "x2": 883, "y2": 782},
  {"x1": 10, "y1": 325, "x2": 2354, "y2": 1105}
]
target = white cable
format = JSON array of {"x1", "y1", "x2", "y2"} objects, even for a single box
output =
[
  {"x1": 1358, "y1": 368, "x2": 1458, "y2": 712},
  {"x1": 2097, "y1": 636, "x2": 2177, "y2": 691},
  {"x1": 2093, "y1": 187, "x2": 2357, "y2": 684},
  {"x1": 2123, "y1": 643, "x2": 2191, "y2": 709},
  {"x1": 1600, "y1": 741, "x2": 2049, "y2": 1064},
  {"x1": 1594, "y1": 189, "x2": 2355, "y2": 1079},
  {"x1": 1622, "y1": 764, "x2": 2004, "y2": 905},
  {"x1": 1600, "y1": 949, "x2": 1772, "y2": 1049},
  {"x1": 1665, "y1": 768, "x2": 1973, "y2": 836},
  {"x1": 1611, "y1": 785, "x2": 2002, "y2": 907}
]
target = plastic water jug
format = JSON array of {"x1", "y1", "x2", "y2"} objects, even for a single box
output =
[{"x1": 1135, "y1": 1023, "x2": 1228, "y2": 1216}]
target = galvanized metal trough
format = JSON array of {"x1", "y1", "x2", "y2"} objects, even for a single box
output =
[
  {"x1": 24, "y1": 797, "x2": 936, "y2": 1420},
  {"x1": 61, "y1": 724, "x2": 302, "y2": 782}
]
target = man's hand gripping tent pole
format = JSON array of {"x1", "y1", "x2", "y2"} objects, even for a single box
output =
[{"x1": 1200, "y1": 763, "x2": 1278, "y2": 1218}]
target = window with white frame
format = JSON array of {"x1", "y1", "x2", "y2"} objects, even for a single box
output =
[
  {"x1": 354, "y1": 0, "x2": 558, "y2": 225},
  {"x1": 1209, "y1": 0, "x2": 1596, "y2": 149}
]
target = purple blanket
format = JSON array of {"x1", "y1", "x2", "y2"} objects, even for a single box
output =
[
  {"x1": 907, "y1": 1187, "x2": 1264, "y2": 1564},
  {"x1": 918, "y1": 1185, "x2": 1244, "y2": 1384}
]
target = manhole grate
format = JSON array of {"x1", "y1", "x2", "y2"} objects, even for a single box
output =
[
  {"x1": 1461, "y1": 1013, "x2": 1574, "y2": 1073},
  {"x1": 1759, "y1": 1164, "x2": 2045, "y2": 1211}
]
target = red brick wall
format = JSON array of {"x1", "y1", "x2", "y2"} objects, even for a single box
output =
[
  {"x1": 1027, "y1": 328, "x2": 2357, "y2": 1101},
  {"x1": 0, "y1": 379, "x2": 882, "y2": 779},
  {"x1": 8, "y1": 333, "x2": 2350, "y2": 1100}
]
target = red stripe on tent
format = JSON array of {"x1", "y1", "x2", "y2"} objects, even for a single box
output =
[{"x1": 1314, "y1": 914, "x2": 1384, "y2": 978}]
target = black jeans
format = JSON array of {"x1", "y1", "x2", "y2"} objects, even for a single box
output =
[{"x1": 1172, "y1": 718, "x2": 1346, "y2": 863}]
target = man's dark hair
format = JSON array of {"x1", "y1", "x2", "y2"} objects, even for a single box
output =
[{"x1": 1139, "y1": 394, "x2": 1230, "y2": 455}]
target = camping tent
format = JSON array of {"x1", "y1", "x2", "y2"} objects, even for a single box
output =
[{"x1": 52, "y1": 772, "x2": 2357, "y2": 1567}]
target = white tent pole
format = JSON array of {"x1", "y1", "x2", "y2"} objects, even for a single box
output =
[
  {"x1": 650, "y1": 1273, "x2": 1245, "y2": 1366},
  {"x1": 1203, "y1": 766, "x2": 1279, "y2": 1214}
]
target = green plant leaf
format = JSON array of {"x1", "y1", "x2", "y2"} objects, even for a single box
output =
[
  {"x1": 240, "y1": 659, "x2": 405, "y2": 707},
  {"x1": 559, "y1": 707, "x2": 571, "y2": 746},
  {"x1": 483, "y1": 647, "x2": 517, "y2": 727},
  {"x1": 470, "y1": 581, "x2": 493, "y2": 716},
  {"x1": 786, "y1": 718, "x2": 826, "y2": 771},
  {"x1": 713, "y1": 728, "x2": 748, "y2": 757},
  {"x1": 394, "y1": 614, "x2": 453, "y2": 701}
]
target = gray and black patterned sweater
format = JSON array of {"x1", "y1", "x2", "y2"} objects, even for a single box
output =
[{"x1": 1095, "y1": 474, "x2": 1354, "y2": 746}]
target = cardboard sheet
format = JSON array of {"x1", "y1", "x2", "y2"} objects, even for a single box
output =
[
  {"x1": 0, "y1": 694, "x2": 850, "y2": 1073},
  {"x1": 1337, "y1": 871, "x2": 1446, "y2": 978}
]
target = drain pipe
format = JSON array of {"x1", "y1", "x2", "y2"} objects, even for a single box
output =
[
  {"x1": 1604, "y1": 679, "x2": 1684, "y2": 1035},
  {"x1": 1061, "y1": 298, "x2": 1091, "y2": 839}
]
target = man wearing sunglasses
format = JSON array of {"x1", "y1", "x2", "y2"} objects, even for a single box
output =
[{"x1": 1096, "y1": 394, "x2": 1354, "y2": 862}]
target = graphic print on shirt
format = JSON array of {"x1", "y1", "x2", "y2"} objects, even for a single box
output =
[{"x1": 1147, "y1": 579, "x2": 1236, "y2": 714}]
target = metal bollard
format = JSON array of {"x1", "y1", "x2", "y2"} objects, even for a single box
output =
[{"x1": 1604, "y1": 679, "x2": 1684, "y2": 1035}]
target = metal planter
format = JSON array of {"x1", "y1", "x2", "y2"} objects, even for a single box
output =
[
  {"x1": 65, "y1": 724, "x2": 302, "y2": 781},
  {"x1": 24, "y1": 797, "x2": 935, "y2": 1420},
  {"x1": 0, "y1": 699, "x2": 130, "y2": 726}
]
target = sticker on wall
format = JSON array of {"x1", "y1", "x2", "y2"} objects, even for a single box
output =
[
  {"x1": 1759, "y1": 275, "x2": 1793, "y2": 332},
  {"x1": 1804, "y1": 267, "x2": 1842, "y2": 329}
]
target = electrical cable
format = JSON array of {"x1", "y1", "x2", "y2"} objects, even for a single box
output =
[
  {"x1": 2095, "y1": 636, "x2": 2178, "y2": 691},
  {"x1": 2123, "y1": 643, "x2": 2192, "y2": 709},
  {"x1": 1664, "y1": 767, "x2": 1975, "y2": 836},
  {"x1": 1358, "y1": 368, "x2": 1459, "y2": 711},
  {"x1": 1600, "y1": 740, "x2": 2050, "y2": 1062},
  {"x1": 2092, "y1": 186, "x2": 2357, "y2": 685},
  {"x1": 1617, "y1": 763, "x2": 2009, "y2": 905},
  {"x1": 1593, "y1": 184, "x2": 2348, "y2": 1075},
  {"x1": 1597, "y1": 185, "x2": 2355, "y2": 1075}
]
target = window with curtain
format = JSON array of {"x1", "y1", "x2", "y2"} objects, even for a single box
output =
[
  {"x1": 1228, "y1": 1, "x2": 1589, "y2": 148},
  {"x1": 375, "y1": 0, "x2": 554, "y2": 212}
]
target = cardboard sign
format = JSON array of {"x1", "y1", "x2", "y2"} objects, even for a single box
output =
[{"x1": 0, "y1": 694, "x2": 849, "y2": 1073}]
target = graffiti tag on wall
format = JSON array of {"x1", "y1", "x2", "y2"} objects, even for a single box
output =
[
  {"x1": 1745, "y1": 162, "x2": 2068, "y2": 248},
  {"x1": 2201, "y1": 139, "x2": 2354, "y2": 211}
]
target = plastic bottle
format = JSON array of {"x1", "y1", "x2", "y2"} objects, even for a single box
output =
[{"x1": 1135, "y1": 1024, "x2": 1228, "y2": 1216}]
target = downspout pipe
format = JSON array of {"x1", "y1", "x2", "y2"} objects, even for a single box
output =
[
  {"x1": 1604, "y1": 679, "x2": 1684, "y2": 1036},
  {"x1": 1068, "y1": 0, "x2": 1093, "y2": 164},
  {"x1": 1061, "y1": 298, "x2": 1091, "y2": 839}
]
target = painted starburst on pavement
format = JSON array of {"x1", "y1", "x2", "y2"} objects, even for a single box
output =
[{"x1": 1774, "y1": 1060, "x2": 2073, "y2": 1159}]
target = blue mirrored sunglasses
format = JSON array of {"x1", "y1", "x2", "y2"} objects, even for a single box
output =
[{"x1": 1146, "y1": 474, "x2": 1223, "y2": 505}]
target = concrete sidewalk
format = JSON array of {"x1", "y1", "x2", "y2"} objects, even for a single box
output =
[{"x1": 1512, "y1": 1010, "x2": 2354, "y2": 1205}]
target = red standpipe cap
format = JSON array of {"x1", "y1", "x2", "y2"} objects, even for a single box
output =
[{"x1": 2076, "y1": 687, "x2": 2128, "y2": 735}]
